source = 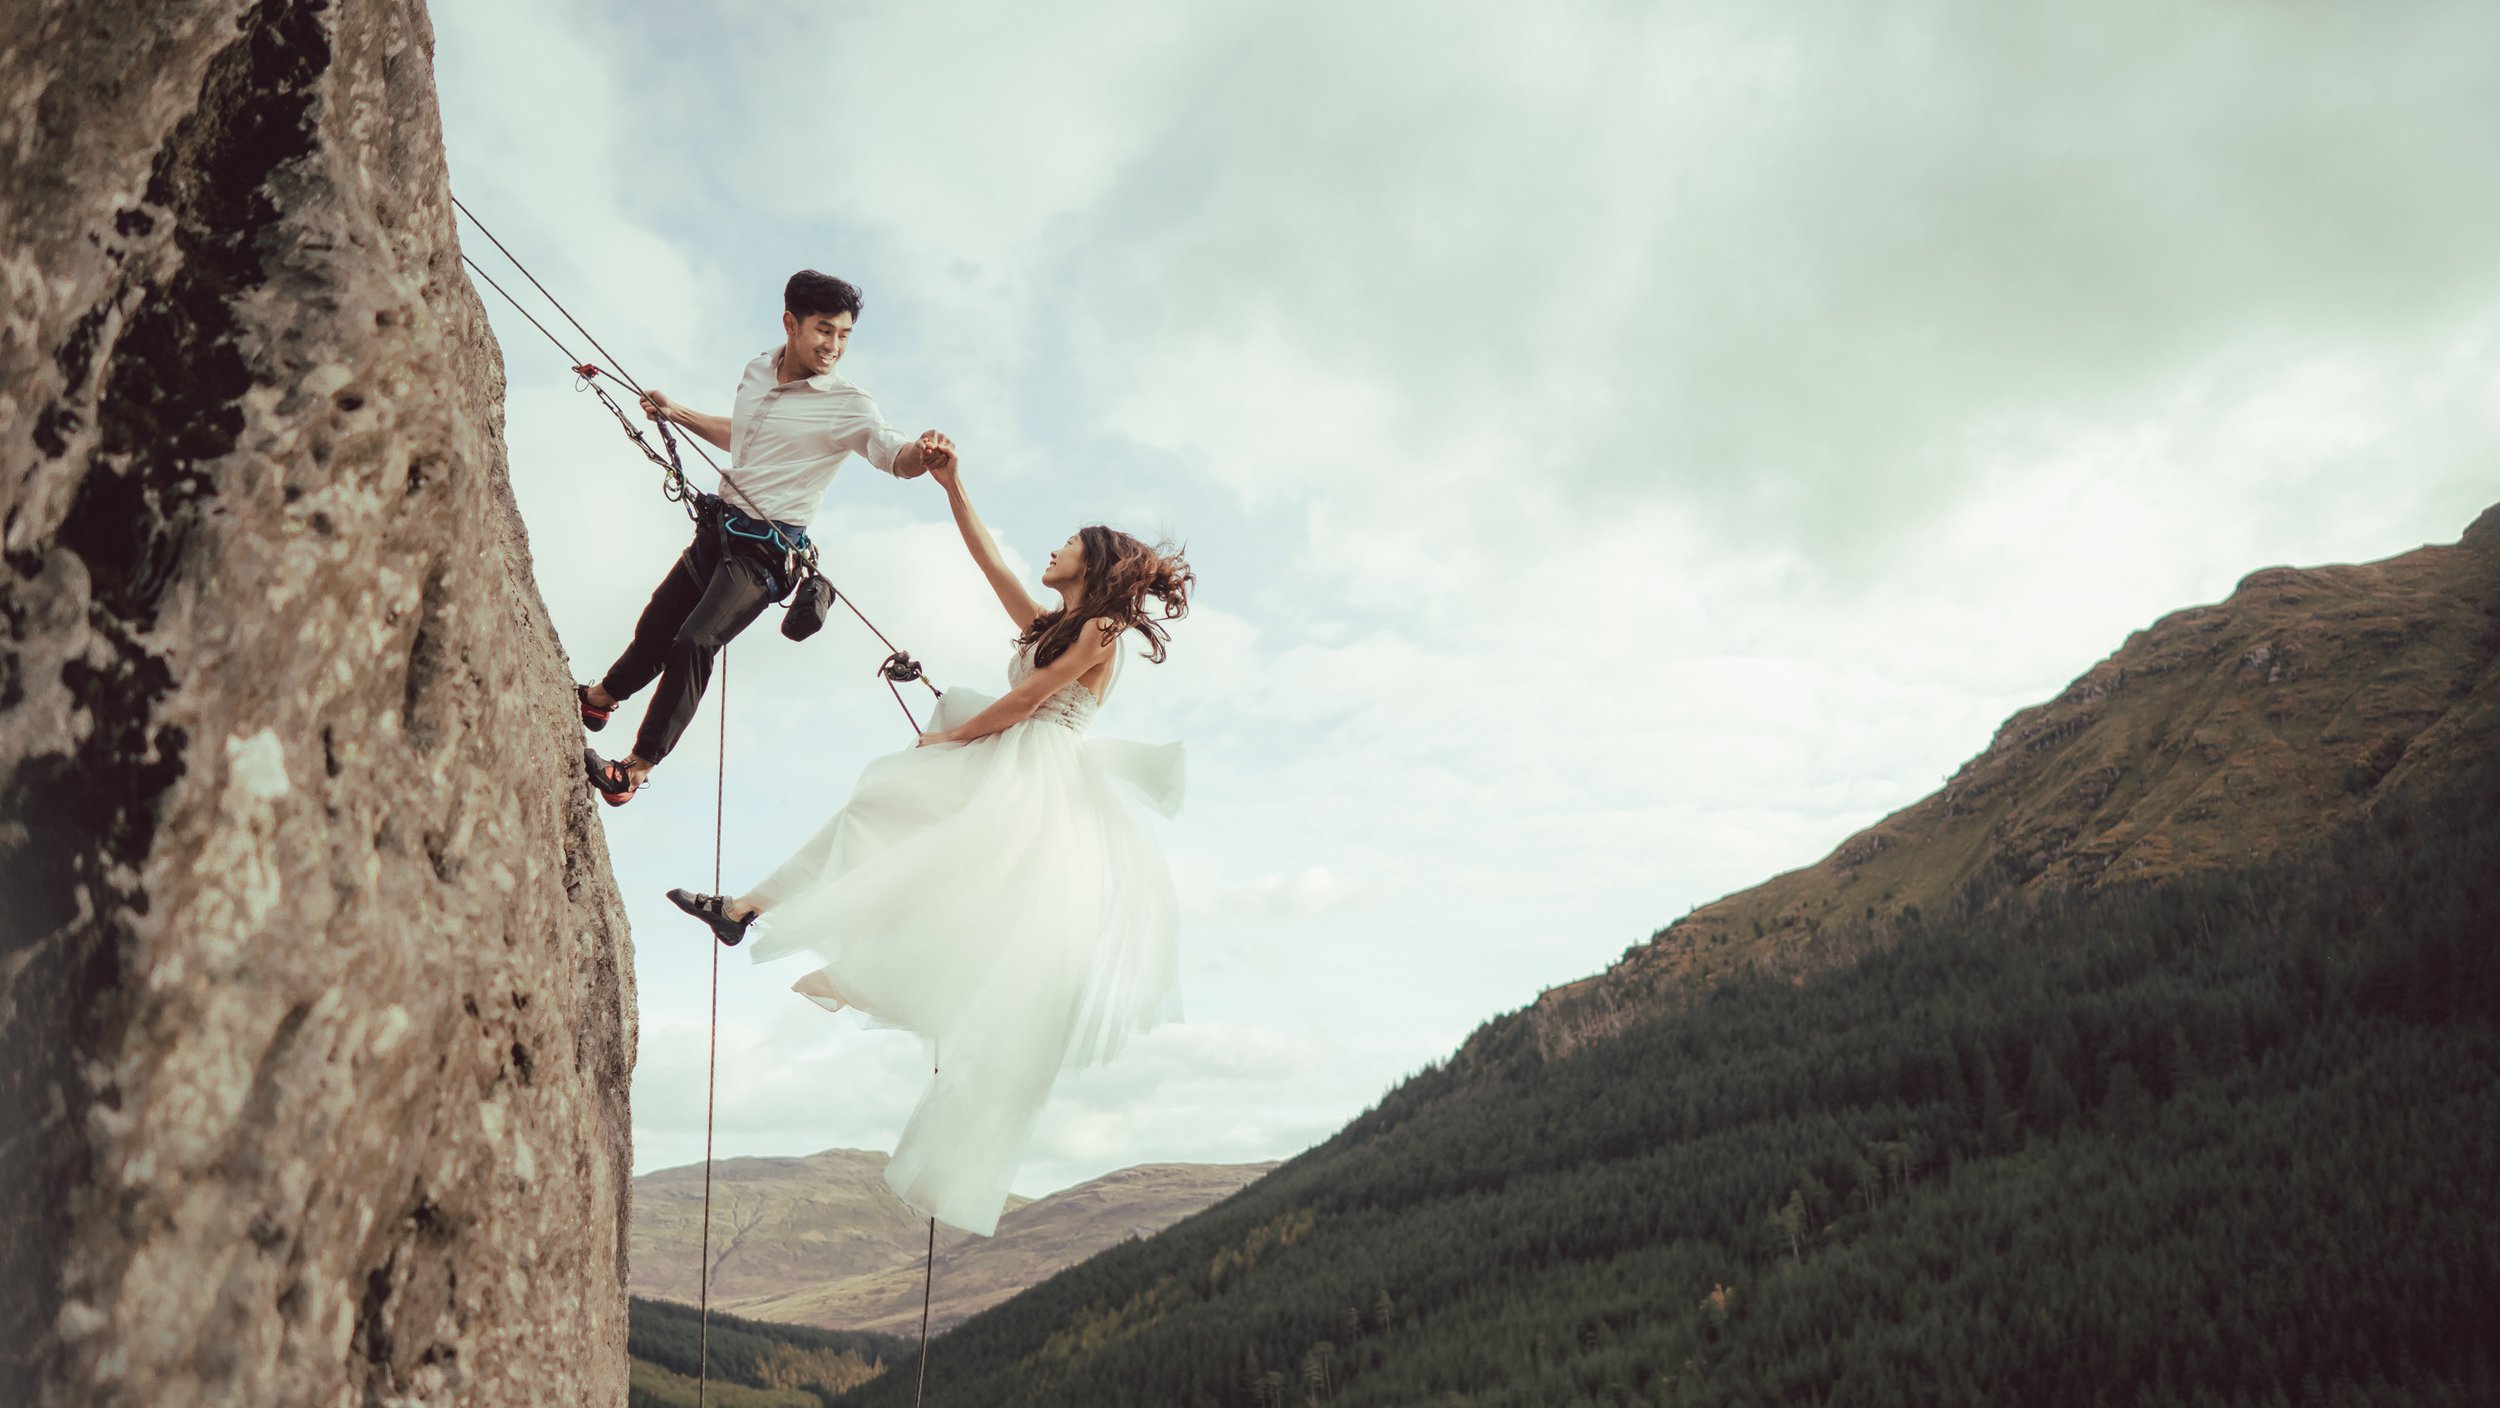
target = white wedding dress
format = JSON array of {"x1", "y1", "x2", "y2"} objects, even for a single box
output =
[{"x1": 738, "y1": 642, "x2": 1184, "y2": 1235}]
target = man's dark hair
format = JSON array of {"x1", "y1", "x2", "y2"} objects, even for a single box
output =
[{"x1": 785, "y1": 269, "x2": 863, "y2": 322}]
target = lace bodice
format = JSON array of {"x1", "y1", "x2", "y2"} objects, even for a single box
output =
[{"x1": 1009, "y1": 641, "x2": 1107, "y2": 733}]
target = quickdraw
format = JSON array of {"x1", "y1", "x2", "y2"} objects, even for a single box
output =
[{"x1": 572, "y1": 361, "x2": 695, "y2": 505}]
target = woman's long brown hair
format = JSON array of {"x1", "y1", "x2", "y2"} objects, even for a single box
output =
[{"x1": 1020, "y1": 525, "x2": 1193, "y2": 669}]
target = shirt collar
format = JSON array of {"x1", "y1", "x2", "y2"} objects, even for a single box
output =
[{"x1": 765, "y1": 348, "x2": 847, "y2": 393}]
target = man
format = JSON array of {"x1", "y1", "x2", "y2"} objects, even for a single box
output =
[{"x1": 580, "y1": 269, "x2": 953, "y2": 805}]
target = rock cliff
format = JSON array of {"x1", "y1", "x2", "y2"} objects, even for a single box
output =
[{"x1": 0, "y1": 2, "x2": 636, "y2": 1404}]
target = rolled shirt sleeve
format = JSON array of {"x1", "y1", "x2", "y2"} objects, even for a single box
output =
[{"x1": 848, "y1": 399, "x2": 910, "y2": 476}]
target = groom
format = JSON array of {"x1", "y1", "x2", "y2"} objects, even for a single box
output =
[{"x1": 580, "y1": 269, "x2": 954, "y2": 806}]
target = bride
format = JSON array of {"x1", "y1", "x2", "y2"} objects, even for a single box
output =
[{"x1": 665, "y1": 456, "x2": 1194, "y2": 1235}]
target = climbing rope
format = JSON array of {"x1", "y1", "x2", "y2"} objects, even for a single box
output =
[
  {"x1": 697, "y1": 650, "x2": 726, "y2": 1408},
  {"x1": 916, "y1": 1043, "x2": 940, "y2": 1405},
  {"x1": 449, "y1": 198, "x2": 946, "y2": 1400}
]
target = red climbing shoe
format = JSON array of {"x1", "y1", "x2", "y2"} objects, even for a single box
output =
[
  {"x1": 585, "y1": 748, "x2": 639, "y2": 807},
  {"x1": 577, "y1": 683, "x2": 613, "y2": 733},
  {"x1": 667, "y1": 888, "x2": 756, "y2": 947}
]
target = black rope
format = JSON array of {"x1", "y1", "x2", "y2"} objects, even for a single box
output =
[
  {"x1": 457, "y1": 252, "x2": 587, "y2": 369},
  {"x1": 458, "y1": 249, "x2": 695, "y2": 504},
  {"x1": 451, "y1": 194, "x2": 670, "y2": 412},
  {"x1": 881, "y1": 651, "x2": 933, "y2": 733},
  {"x1": 697, "y1": 647, "x2": 728, "y2": 1408},
  {"x1": 452, "y1": 197, "x2": 786, "y2": 535},
  {"x1": 916, "y1": 1210, "x2": 937, "y2": 1398},
  {"x1": 915, "y1": 1044, "x2": 940, "y2": 1406}
]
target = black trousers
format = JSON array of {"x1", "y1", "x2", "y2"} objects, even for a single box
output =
[{"x1": 599, "y1": 525, "x2": 787, "y2": 765}]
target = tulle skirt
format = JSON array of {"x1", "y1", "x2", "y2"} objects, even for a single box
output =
[{"x1": 738, "y1": 689, "x2": 1183, "y2": 1235}]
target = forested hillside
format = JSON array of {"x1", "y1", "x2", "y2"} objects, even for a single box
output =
[
  {"x1": 630, "y1": 1298, "x2": 911, "y2": 1407},
  {"x1": 837, "y1": 754, "x2": 2500, "y2": 1406}
]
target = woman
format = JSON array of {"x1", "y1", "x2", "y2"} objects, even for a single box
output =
[{"x1": 666, "y1": 457, "x2": 1193, "y2": 1235}]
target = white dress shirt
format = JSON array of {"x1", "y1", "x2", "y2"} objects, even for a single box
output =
[{"x1": 715, "y1": 351, "x2": 909, "y2": 527}]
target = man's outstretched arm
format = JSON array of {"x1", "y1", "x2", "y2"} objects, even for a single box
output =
[
  {"x1": 889, "y1": 431, "x2": 952, "y2": 480},
  {"x1": 640, "y1": 391, "x2": 732, "y2": 452}
]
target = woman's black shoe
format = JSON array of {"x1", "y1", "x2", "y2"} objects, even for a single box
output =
[{"x1": 667, "y1": 888, "x2": 755, "y2": 947}]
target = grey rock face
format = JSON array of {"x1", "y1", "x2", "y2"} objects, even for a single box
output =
[{"x1": 0, "y1": 2, "x2": 636, "y2": 1404}]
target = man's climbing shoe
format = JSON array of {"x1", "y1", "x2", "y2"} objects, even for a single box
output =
[
  {"x1": 585, "y1": 748, "x2": 639, "y2": 807},
  {"x1": 667, "y1": 888, "x2": 755, "y2": 948},
  {"x1": 577, "y1": 684, "x2": 613, "y2": 733}
]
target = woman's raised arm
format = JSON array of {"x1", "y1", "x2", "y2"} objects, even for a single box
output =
[
  {"x1": 919, "y1": 618, "x2": 1116, "y2": 746},
  {"x1": 932, "y1": 461, "x2": 1046, "y2": 629}
]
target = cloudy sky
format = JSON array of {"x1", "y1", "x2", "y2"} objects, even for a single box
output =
[{"x1": 430, "y1": 0, "x2": 2499, "y2": 1193}]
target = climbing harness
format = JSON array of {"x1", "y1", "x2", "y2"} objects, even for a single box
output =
[{"x1": 451, "y1": 197, "x2": 947, "y2": 1404}]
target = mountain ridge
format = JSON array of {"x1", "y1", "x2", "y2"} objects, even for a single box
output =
[
  {"x1": 1503, "y1": 504, "x2": 2500, "y2": 1062},
  {"x1": 632, "y1": 1147, "x2": 1019, "y2": 1307},
  {"x1": 729, "y1": 1161, "x2": 1282, "y2": 1335},
  {"x1": 632, "y1": 1148, "x2": 1275, "y2": 1331}
]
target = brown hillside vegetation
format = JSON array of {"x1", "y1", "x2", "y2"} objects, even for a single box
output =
[
  {"x1": 631, "y1": 1149, "x2": 1272, "y2": 1332},
  {"x1": 1512, "y1": 502, "x2": 2500, "y2": 1062},
  {"x1": 631, "y1": 1149, "x2": 1026, "y2": 1306},
  {"x1": 728, "y1": 1161, "x2": 1279, "y2": 1335}
]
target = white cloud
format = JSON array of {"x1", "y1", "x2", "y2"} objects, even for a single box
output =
[
  {"x1": 432, "y1": 0, "x2": 2500, "y2": 1197},
  {"x1": 1026, "y1": 1022, "x2": 1346, "y2": 1187}
]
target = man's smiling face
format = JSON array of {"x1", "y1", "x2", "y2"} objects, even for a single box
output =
[{"x1": 783, "y1": 309, "x2": 853, "y2": 376}]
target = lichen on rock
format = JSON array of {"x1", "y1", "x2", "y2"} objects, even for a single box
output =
[{"x1": 1, "y1": 3, "x2": 636, "y2": 1404}]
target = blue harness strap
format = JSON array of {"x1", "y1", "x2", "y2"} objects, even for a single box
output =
[{"x1": 718, "y1": 505, "x2": 808, "y2": 556}]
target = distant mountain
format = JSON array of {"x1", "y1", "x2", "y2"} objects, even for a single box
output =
[
  {"x1": 630, "y1": 1149, "x2": 1021, "y2": 1308},
  {"x1": 827, "y1": 506, "x2": 2500, "y2": 1407},
  {"x1": 732, "y1": 1162, "x2": 1281, "y2": 1335},
  {"x1": 632, "y1": 1149, "x2": 1273, "y2": 1331}
]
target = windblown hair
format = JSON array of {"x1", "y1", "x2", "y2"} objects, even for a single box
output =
[
  {"x1": 784, "y1": 269, "x2": 863, "y2": 322},
  {"x1": 1021, "y1": 526, "x2": 1194, "y2": 669}
]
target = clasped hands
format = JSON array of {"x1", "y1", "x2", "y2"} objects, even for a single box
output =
[{"x1": 911, "y1": 430, "x2": 958, "y2": 482}]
